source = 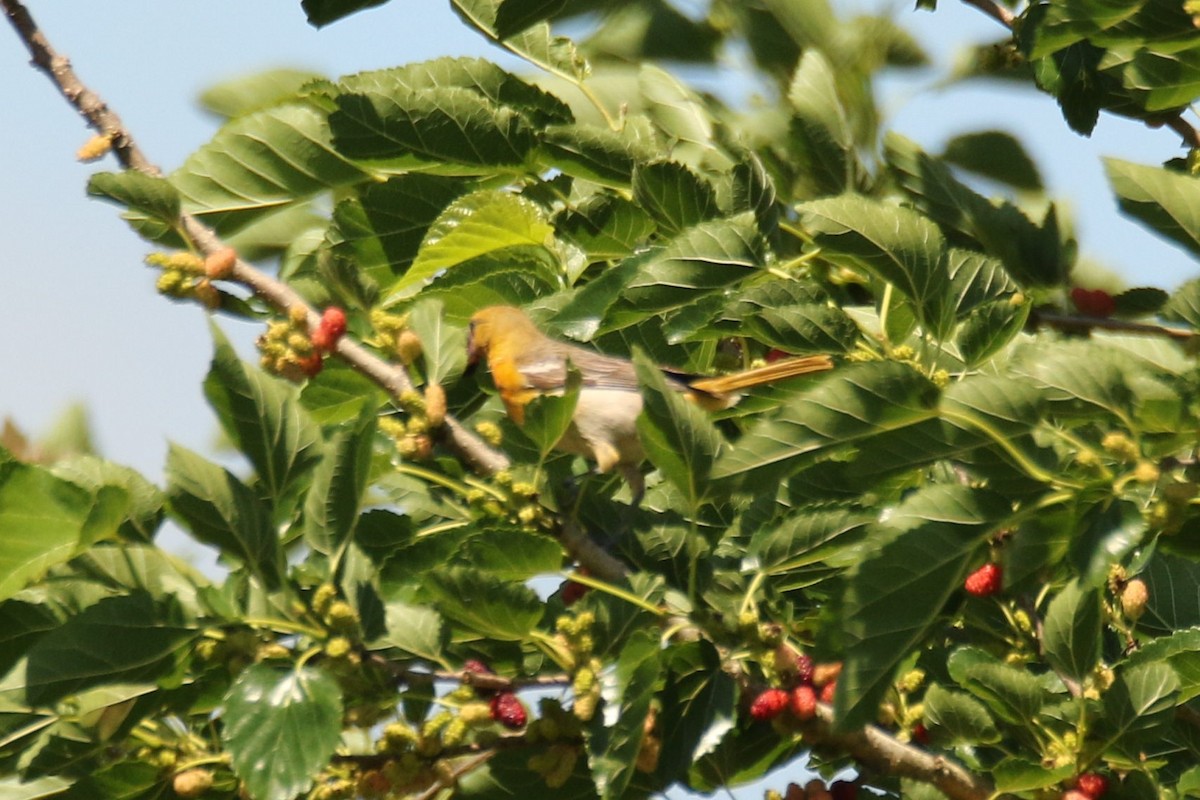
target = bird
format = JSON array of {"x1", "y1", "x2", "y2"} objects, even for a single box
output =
[{"x1": 466, "y1": 305, "x2": 834, "y2": 501}]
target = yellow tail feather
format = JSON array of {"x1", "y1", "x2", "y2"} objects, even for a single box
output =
[{"x1": 687, "y1": 354, "x2": 834, "y2": 396}]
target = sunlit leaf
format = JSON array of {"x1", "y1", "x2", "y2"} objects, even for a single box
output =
[{"x1": 222, "y1": 665, "x2": 343, "y2": 800}]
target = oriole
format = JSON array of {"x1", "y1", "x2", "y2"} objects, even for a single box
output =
[{"x1": 466, "y1": 305, "x2": 833, "y2": 500}]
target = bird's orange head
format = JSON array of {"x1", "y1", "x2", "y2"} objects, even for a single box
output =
[{"x1": 466, "y1": 305, "x2": 542, "y2": 368}]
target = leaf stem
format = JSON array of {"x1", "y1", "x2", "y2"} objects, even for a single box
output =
[
  {"x1": 939, "y1": 408, "x2": 1083, "y2": 489},
  {"x1": 243, "y1": 617, "x2": 326, "y2": 638},
  {"x1": 565, "y1": 571, "x2": 666, "y2": 617}
]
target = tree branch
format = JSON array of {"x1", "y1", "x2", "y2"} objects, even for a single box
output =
[
  {"x1": 958, "y1": 0, "x2": 1014, "y2": 28},
  {"x1": 801, "y1": 705, "x2": 996, "y2": 800},
  {"x1": 1031, "y1": 310, "x2": 1195, "y2": 341},
  {"x1": 1, "y1": 0, "x2": 509, "y2": 479}
]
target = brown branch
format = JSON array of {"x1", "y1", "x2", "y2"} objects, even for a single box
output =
[
  {"x1": 2, "y1": 0, "x2": 157, "y2": 173},
  {"x1": 1032, "y1": 310, "x2": 1195, "y2": 341},
  {"x1": 413, "y1": 752, "x2": 494, "y2": 800},
  {"x1": 1165, "y1": 115, "x2": 1200, "y2": 149},
  {"x1": 958, "y1": 0, "x2": 1014, "y2": 28},
  {"x1": 1, "y1": 0, "x2": 508, "y2": 479},
  {"x1": 801, "y1": 705, "x2": 996, "y2": 800},
  {"x1": 385, "y1": 663, "x2": 573, "y2": 692}
]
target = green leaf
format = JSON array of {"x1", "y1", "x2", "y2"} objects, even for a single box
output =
[
  {"x1": 422, "y1": 567, "x2": 542, "y2": 640},
  {"x1": 371, "y1": 602, "x2": 448, "y2": 665},
  {"x1": 0, "y1": 461, "x2": 126, "y2": 604},
  {"x1": 1012, "y1": 339, "x2": 1138, "y2": 419},
  {"x1": 24, "y1": 592, "x2": 194, "y2": 707},
  {"x1": 639, "y1": 64, "x2": 717, "y2": 162},
  {"x1": 1103, "y1": 40, "x2": 1200, "y2": 112},
  {"x1": 787, "y1": 49, "x2": 855, "y2": 195},
  {"x1": 492, "y1": 0, "x2": 565, "y2": 38},
  {"x1": 330, "y1": 57, "x2": 569, "y2": 168},
  {"x1": 1070, "y1": 500, "x2": 1146, "y2": 588},
  {"x1": 86, "y1": 171, "x2": 181, "y2": 227},
  {"x1": 799, "y1": 194, "x2": 951, "y2": 336},
  {"x1": 633, "y1": 351, "x2": 723, "y2": 507},
  {"x1": 656, "y1": 641, "x2": 736, "y2": 780},
  {"x1": 584, "y1": 3, "x2": 720, "y2": 65},
  {"x1": 1042, "y1": 579, "x2": 1102, "y2": 683},
  {"x1": 631, "y1": 161, "x2": 719, "y2": 235},
  {"x1": 51, "y1": 455, "x2": 165, "y2": 541},
  {"x1": 302, "y1": 414, "x2": 375, "y2": 556},
  {"x1": 329, "y1": 174, "x2": 470, "y2": 286},
  {"x1": 1096, "y1": 662, "x2": 1180, "y2": 753},
  {"x1": 923, "y1": 684, "x2": 1001, "y2": 745},
  {"x1": 0, "y1": 601, "x2": 59, "y2": 679},
  {"x1": 385, "y1": 190, "x2": 557, "y2": 303},
  {"x1": 749, "y1": 504, "x2": 874, "y2": 577},
  {"x1": 222, "y1": 664, "x2": 343, "y2": 800},
  {"x1": 837, "y1": 485, "x2": 1010, "y2": 729},
  {"x1": 461, "y1": 528, "x2": 564, "y2": 580},
  {"x1": 0, "y1": 775, "x2": 71, "y2": 799},
  {"x1": 203, "y1": 325, "x2": 323, "y2": 510},
  {"x1": 450, "y1": 0, "x2": 587, "y2": 80},
  {"x1": 942, "y1": 130, "x2": 1042, "y2": 191},
  {"x1": 743, "y1": 303, "x2": 862, "y2": 355},
  {"x1": 957, "y1": 299, "x2": 1030, "y2": 367},
  {"x1": 418, "y1": 250, "x2": 561, "y2": 319},
  {"x1": 1113, "y1": 286, "x2": 1168, "y2": 315},
  {"x1": 165, "y1": 444, "x2": 282, "y2": 588},
  {"x1": 1125, "y1": 628, "x2": 1200, "y2": 703},
  {"x1": 66, "y1": 759, "x2": 162, "y2": 800},
  {"x1": 198, "y1": 68, "x2": 325, "y2": 118},
  {"x1": 613, "y1": 213, "x2": 765, "y2": 318},
  {"x1": 300, "y1": 364, "x2": 387, "y2": 425},
  {"x1": 1140, "y1": 553, "x2": 1200, "y2": 635},
  {"x1": 959, "y1": 661, "x2": 1046, "y2": 725},
  {"x1": 301, "y1": 0, "x2": 389, "y2": 26},
  {"x1": 731, "y1": 153, "x2": 780, "y2": 234},
  {"x1": 1179, "y1": 766, "x2": 1200, "y2": 797},
  {"x1": 992, "y1": 759, "x2": 1074, "y2": 793},
  {"x1": 557, "y1": 194, "x2": 655, "y2": 260},
  {"x1": 712, "y1": 361, "x2": 938, "y2": 486},
  {"x1": 71, "y1": 544, "x2": 209, "y2": 621},
  {"x1": 1163, "y1": 276, "x2": 1200, "y2": 329},
  {"x1": 586, "y1": 631, "x2": 662, "y2": 800},
  {"x1": 885, "y1": 132, "x2": 1067, "y2": 287},
  {"x1": 519, "y1": 366, "x2": 580, "y2": 461},
  {"x1": 1105, "y1": 158, "x2": 1200, "y2": 259},
  {"x1": 173, "y1": 101, "x2": 369, "y2": 234},
  {"x1": 541, "y1": 124, "x2": 646, "y2": 187},
  {"x1": 407, "y1": 298, "x2": 468, "y2": 386}
]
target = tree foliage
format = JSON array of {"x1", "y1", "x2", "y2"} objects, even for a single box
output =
[{"x1": 5, "y1": 0, "x2": 1200, "y2": 799}]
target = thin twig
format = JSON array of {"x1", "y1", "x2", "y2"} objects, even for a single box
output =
[
  {"x1": 413, "y1": 752, "x2": 494, "y2": 800},
  {"x1": 1032, "y1": 310, "x2": 1195, "y2": 341},
  {"x1": 1164, "y1": 115, "x2": 1200, "y2": 148},
  {"x1": 385, "y1": 663, "x2": 573, "y2": 692},
  {"x1": 958, "y1": 0, "x2": 1014, "y2": 28}
]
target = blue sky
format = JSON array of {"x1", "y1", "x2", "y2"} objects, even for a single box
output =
[{"x1": 0, "y1": 2, "x2": 1196, "y2": 795}]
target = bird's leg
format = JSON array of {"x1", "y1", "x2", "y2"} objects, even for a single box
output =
[{"x1": 618, "y1": 464, "x2": 645, "y2": 506}]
